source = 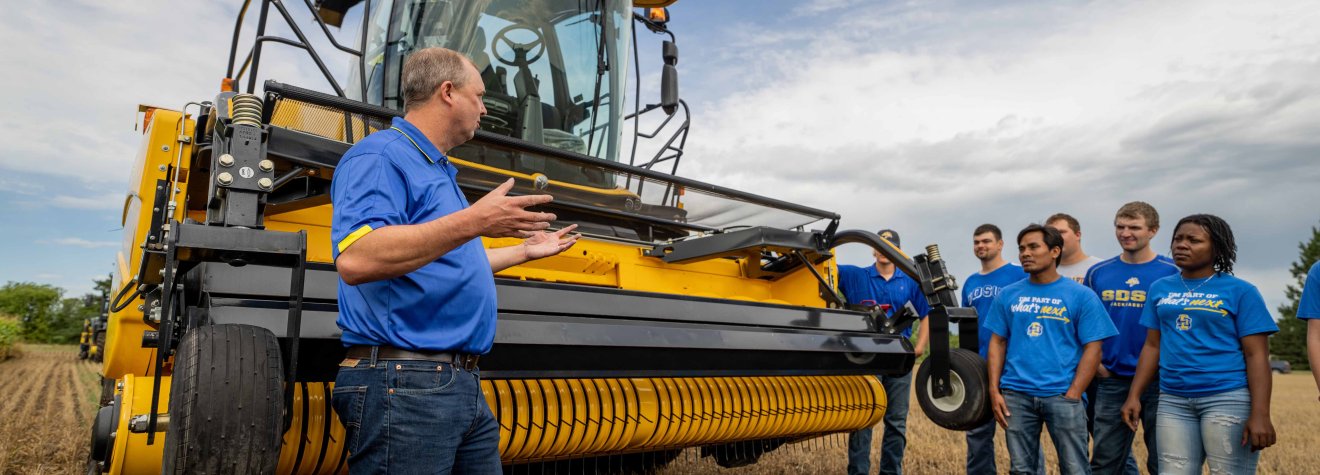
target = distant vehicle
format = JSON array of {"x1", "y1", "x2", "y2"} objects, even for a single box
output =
[{"x1": 1270, "y1": 359, "x2": 1292, "y2": 374}]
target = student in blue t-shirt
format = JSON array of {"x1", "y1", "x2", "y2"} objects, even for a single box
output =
[
  {"x1": 838, "y1": 229, "x2": 930, "y2": 475},
  {"x1": 986, "y1": 224, "x2": 1118, "y2": 475},
  {"x1": 1084, "y1": 202, "x2": 1179, "y2": 475},
  {"x1": 960, "y1": 224, "x2": 1029, "y2": 475},
  {"x1": 1122, "y1": 214, "x2": 1277, "y2": 474},
  {"x1": 1299, "y1": 261, "x2": 1320, "y2": 400}
]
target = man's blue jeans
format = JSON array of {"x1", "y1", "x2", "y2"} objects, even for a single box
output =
[
  {"x1": 1002, "y1": 389, "x2": 1091, "y2": 475},
  {"x1": 1091, "y1": 377, "x2": 1158, "y2": 475},
  {"x1": 1155, "y1": 388, "x2": 1259, "y2": 475},
  {"x1": 332, "y1": 356, "x2": 501, "y2": 474},
  {"x1": 966, "y1": 420, "x2": 1047, "y2": 475},
  {"x1": 848, "y1": 372, "x2": 911, "y2": 475}
]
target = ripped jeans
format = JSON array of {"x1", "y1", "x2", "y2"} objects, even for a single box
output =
[{"x1": 1155, "y1": 388, "x2": 1259, "y2": 475}]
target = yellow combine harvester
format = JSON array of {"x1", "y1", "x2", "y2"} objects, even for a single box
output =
[{"x1": 87, "y1": 1, "x2": 991, "y2": 473}]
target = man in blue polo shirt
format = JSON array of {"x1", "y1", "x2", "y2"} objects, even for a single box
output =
[
  {"x1": 1300, "y1": 261, "x2": 1320, "y2": 400},
  {"x1": 986, "y1": 224, "x2": 1117, "y2": 475},
  {"x1": 961, "y1": 223, "x2": 1028, "y2": 475},
  {"x1": 1085, "y1": 202, "x2": 1178, "y2": 475},
  {"x1": 840, "y1": 229, "x2": 930, "y2": 475},
  {"x1": 329, "y1": 47, "x2": 580, "y2": 474}
]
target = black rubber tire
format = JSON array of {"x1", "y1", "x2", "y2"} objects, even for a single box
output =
[
  {"x1": 162, "y1": 324, "x2": 284, "y2": 475},
  {"x1": 914, "y1": 348, "x2": 993, "y2": 431},
  {"x1": 92, "y1": 331, "x2": 106, "y2": 363}
]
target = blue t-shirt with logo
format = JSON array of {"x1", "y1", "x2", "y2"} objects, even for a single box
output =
[
  {"x1": 1140, "y1": 273, "x2": 1278, "y2": 397},
  {"x1": 984, "y1": 277, "x2": 1118, "y2": 397},
  {"x1": 1083, "y1": 255, "x2": 1179, "y2": 377},
  {"x1": 963, "y1": 263, "x2": 1028, "y2": 358},
  {"x1": 839, "y1": 264, "x2": 931, "y2": 338},
  {"x1": 1298, "y1": 262, "x2": 1320, "y2": 320}
]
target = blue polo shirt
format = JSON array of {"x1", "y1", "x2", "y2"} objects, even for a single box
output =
[
  {"x1": 1299, "y1": 262, "x2": 1320, "y2": 320},
  {"x1": 962, "y1": 263, "x2": 1027, "y2": 358},
  {"x1": 330, "y1": 117, "x2": 497, "y2": 354},
  {"x1": 1140, "y1": 273, "x2": 1278, "y2": 397},
  {"x1": 1083, "y1": 255, "x2": 1178, "y2": 377},
  {"x1": 838, "y1": 264, "x2": 930, "y2": 338},
  {"x1": 984, "y1": 277, "x2": 1117, "y2": 397}
]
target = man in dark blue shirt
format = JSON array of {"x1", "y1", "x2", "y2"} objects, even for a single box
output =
[
  {"x1": 1085, "y1": 202, "x2": 1177, "y2": 475},
  {"x1": 961, "y1": 224, "x2": 1029, "y2": 475},
  {"x1": 839, "y1": 229, "x2": 930, "y2": 475},
  {"x1": 330, "y1": 47, "x2": 579, "y2": 474}
]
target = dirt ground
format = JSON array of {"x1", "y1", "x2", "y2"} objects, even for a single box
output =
[
  {"x1": 0, "y1": 345, "x2": 100, "y2": 475},
  {"x1": 3, "y1": 345, "x2": 1318, "y2": 474}
]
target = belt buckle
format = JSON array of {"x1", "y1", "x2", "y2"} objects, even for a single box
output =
[{"x1": 457, "y1": 354, "x2": 478, "y2": 371}]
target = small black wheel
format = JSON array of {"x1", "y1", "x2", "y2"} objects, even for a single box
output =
[
  {"x1": 162, "y1": 324, "x2": 284, "y2": 474},
  {"x1": 915, "y1": 348, "x2": 992, "y2": 431},
  {"x1": 92, "y1": 331, "x2": 106, "y2": 363}
]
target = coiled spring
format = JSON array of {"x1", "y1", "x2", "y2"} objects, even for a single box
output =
[
  {"x1": 926, "y1": 244, "x2": 942, "y2": 262},
  {"x1": 231, "y1": 93, "x2": 263, "y2": 127}
]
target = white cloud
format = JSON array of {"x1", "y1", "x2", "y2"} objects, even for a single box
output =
[
  {"x1": 671, "y1": 0, "x2": 1320, "y2": 309},
  {"x1": 50, "y1": 192, "x2": 123, "y2": 211},
  {"x1": 41, "y1": 238, "x2": 119, "y2": 249}
]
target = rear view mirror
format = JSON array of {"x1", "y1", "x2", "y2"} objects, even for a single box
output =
[{"x1": 661, "y1": 40, "x2": 679, "y2": 115}]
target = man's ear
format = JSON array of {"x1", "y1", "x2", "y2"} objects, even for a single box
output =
[{"x1": 435, "y1": 81, "x2": 454, "y2": 105}]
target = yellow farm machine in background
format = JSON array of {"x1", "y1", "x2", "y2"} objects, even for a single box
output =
[{"x1": 87, "y1": 0, "x2": 991, "y2": 473}]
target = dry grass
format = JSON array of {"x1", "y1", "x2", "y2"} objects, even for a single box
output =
[
  {"x1": 3, "y1": 349, "x2": 1318, "y2": 474},
  {"x1": 0, "y1": 344, "x2": 100, "y2": 475}
]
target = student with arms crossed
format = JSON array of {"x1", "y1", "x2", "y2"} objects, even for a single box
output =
[
  {"x1": 1122, "y1": 214, "x2": 1277, "y2": 474},
  {"x1": 960, "y1": 224, "x2": 1032, "y2": 475},
  {"x1": 986, "y1": 224, "x2": 1118, "y2": 475},
  {"x1": 1084, "y1": 202, "x2": 1178, "y2": 475}
]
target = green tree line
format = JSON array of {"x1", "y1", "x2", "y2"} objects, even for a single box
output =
[
  {"x1": 0, "y1": 276, "x2": 111, "y2": 345},
  {"x1": 1271, "y1": 223, "x2": 1320, "y2": 370}
]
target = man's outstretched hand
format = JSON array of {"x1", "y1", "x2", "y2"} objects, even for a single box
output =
[
  {"x1": 522, "y1": 224, "x2": 580, "y2": 260},
  {"x1": 471, "y1": 178, "x2": 556, "y2": 239}
]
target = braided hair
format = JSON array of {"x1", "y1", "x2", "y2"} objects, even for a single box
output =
[{"x1": 1173, "y1": 214, "x2": 1236, "y2": 275}]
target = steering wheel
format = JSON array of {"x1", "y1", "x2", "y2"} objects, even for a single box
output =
[{"x1": 492, "y1": 24, "x2": 545, "y2": 66}]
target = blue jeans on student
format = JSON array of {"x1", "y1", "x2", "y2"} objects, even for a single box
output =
[
  {"x1": 1091, "y1": 377, "x2": 1158, "y2": 475},
  {"x1": 967, "y1": 420, "x2": 1047, "y2": 475},
  {"x1": 848, "y1": 372, "x2": 912, "y2": 475},
  {"x1": 332, "y1": 356, "x2": 501, "y2": 475},
  {"x1": 1002, "y1": 389, "x2": 1091, "y2": 475},
  {"x1": 1155, "y1": 388, "x2": 1259, "y2": 475}
]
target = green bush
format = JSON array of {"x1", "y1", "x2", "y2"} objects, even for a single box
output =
[{"x1": 0, "y1": 315, "x2": 19, "y2": 360}]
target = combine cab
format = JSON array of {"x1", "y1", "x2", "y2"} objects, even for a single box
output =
[{"x1": 87, "y1": 1, "x2": 990, "y2": 473}]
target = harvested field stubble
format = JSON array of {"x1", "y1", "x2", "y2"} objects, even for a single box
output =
[
  {"x1": 0, "y1": 345, "x2": 99, "y2": 475},
  {"x1": 3, "y1": 350, "x2": 1318, "y2": 474}
]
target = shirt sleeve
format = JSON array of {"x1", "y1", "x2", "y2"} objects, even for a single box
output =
[
  {"x1": 330, "y1": 153, "x2": 409, "y2": 260},
  {"x1": 985, "y1": 296, "x2": 1010, "y2": 338},
  {"x1": 1299, "y1": 263, "x2": 1320, "y2": 320},
  {"x1": 1234, "y1": 282, "x2": 1279, "y2": 337},
  {"x1": 836, "y1": 265, "x2": 860, "y2": 303},
  {"x1": 1076, "y1": 290, "x2": 1119, "y2": 343}
]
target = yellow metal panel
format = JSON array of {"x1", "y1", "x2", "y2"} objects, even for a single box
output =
[{"x1": 108, "y1": 375, "x2": 168, "y2": 475}]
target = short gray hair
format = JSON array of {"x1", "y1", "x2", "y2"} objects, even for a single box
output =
[{"x1": 401, "y1": 47, "x2": 472, "y2": 112}]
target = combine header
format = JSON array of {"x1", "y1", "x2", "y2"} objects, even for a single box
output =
[{"x1": 87, "y1": 0, "x2": 990, "y2": 473}]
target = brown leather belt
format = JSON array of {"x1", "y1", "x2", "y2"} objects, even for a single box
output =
[{"x1": 345, "y1": 345, "x2": 480, "y2": 371}]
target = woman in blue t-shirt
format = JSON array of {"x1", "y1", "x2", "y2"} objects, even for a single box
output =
[{"x1": 1120, "y1": 214, "x2": 1277, "y2": 474}]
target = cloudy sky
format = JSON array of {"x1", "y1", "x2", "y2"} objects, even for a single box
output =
[{"x1": 2, "y1": 0, "x2": 1317, "y2": 316}]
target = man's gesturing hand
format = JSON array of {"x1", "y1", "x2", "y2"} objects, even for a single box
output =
[
  {"x1": 522, "y1": 224, "x2": 581, "y2": 260},
  {"x1": 471, "y1": 178, "x2": 556, "y2": 238}
]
